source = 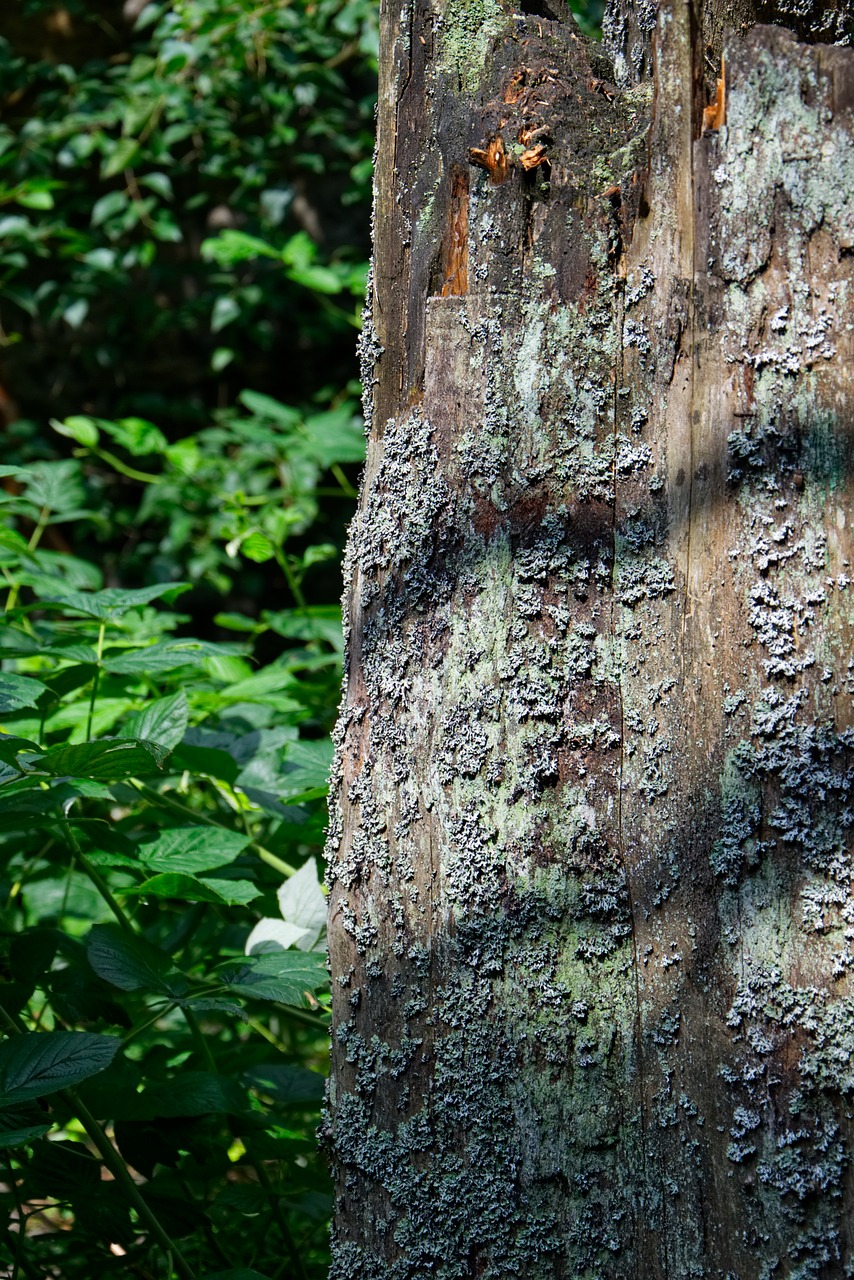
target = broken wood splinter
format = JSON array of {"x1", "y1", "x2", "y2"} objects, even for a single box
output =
[{"x1": 702, "y1": 55, "x2": 726, "y2": 132}]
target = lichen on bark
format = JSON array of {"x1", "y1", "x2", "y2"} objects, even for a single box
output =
[{"x1": 326, "y1": 1, "x2": 854, "y2": 1276}]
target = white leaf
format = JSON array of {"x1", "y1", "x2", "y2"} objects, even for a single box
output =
[
  {"x1": 245, "y1": 918, "x2": 310, "y2": 955},
  {"x1": 277, "y1": 858, "x2": 327, "y2": 951}
]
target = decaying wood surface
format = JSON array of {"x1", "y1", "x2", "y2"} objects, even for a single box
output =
[{"x1": 325, "y1": 0, "x2": 854, "y2": 1274}]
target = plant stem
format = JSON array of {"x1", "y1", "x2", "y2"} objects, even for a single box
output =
[
  {"x1": 85, "y1": 621, "x2": 106, "y2": 741},
  {"x1": 5, "y1": 1153, "x2": 28, "y2": 1280},
  {"x1": 70, "y1": 1092, "x2": 198, "y2": 1280},
  {"x1": 0, "y1": 1010, "x2": 196, "y2": 1280},
  {"x1": 64, "y1": 822, "x2": 133, "y2": 932},
  {"x1": 4, "y1": 505, "x2": 50, "y2": 611},
  {"x1": 181, "y1": 1008, "x2": 308, "y2": 1280}
]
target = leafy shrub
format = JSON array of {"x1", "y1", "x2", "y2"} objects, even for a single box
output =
[
  {"x1": 0, "y1": 0, "x2": 376, "y2": 424},
  {"x1": 0, "y1": 414, "x2": 355, "y2": 1278}
]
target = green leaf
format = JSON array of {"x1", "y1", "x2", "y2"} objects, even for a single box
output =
[
  {"x1": 22, "y1": 461, "x2": 85, "y2": 516},
  {"x1": 104, "y1": 416, "x2": 169, "y2": 457},
  {"x1": 170, "y1": 742, "x2": 239, "y2": 785},
  {"x1": 0, "y1": 1031, "x2": 120, "y2": 1105},
  {"x1": 87, "y1": 924, "x2": 187, "y2": 995},
  {"x1": 218, "y1": 952, "x2": 327, "y2": 1008},
  {"x1": 50, "y1": 415, "x2": 100, "y2": 448},
  {"x1": 0, "y1": 674, "x2": 48, "y2": 712},
  {"x1": 15, "y1": 189, "x2": 54, "y2": 210},
  {"x1": 123, "y1": 691, "x2": 188, "y2": 751},
  {"x1": 123, "y1": 1072, "x2": 247, "y2": 1120},
  {"x1": 240, "y1": 532, "x2": 276, "y2": 563},
  {"x1": 203, "y1": 1271, "x2": 272, "y2": 1280},
  {"x1": 211, "y1": 347, "x2": 234, "y2": 372},
  {"x1": 128, "y1": 873, "x2": 232, "y2": 904},
  {"x1": 0, "y1": 1105, "x2": 52, "y2": 1148},
  {"x1": 90, "y1": 190, "x2": 128, "y2": 226},
  {"x1": 34, "y1": 582, "x2": 190, "y2": 620},
  {"x1": 237, "y1": 390, "x2": 300, "y2": 428},
  {"x1": 137, "y1": 826, "x2": 251, "y2": 874},
  {"x1": 211, "y1": 295, "x2": 240, "y2": 333},
  {"x1": 101, "y1": 137, "x2": 140, "y2": 179},
  {"x1": 243, "y1": 1064, "x2": 325, "y2": 1105},
  {"x1": 36, "y1": 738, "x2": 168, "y2": 780},
  {"x1": 200, "y1": 230, "x2": 279, "y2": 266},
  {"x1": 103, "y1": 642, "x2": 207, "y2": 675},
  {"x1": 198, "y1": 877, "x2": 260, "y2": 905}
]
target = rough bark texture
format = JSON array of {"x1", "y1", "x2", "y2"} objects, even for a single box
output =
[{"x1": 325, "y1": 0, "x2": 854, "y2": 1275}]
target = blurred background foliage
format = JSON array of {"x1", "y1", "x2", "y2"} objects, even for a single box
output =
[{"x1": 0, "y1": 1, "x2": 602, "y2": 1277}]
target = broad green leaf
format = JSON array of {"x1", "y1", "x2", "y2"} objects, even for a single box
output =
[
  {"x1": 240, "y1": 532, "x2": 276, "y2": 563},
  {"x1": 90, "y1": 190, "x2": 128, "y2": 226},
  {"x1": 278, "y1": 738, "x2": 333, "y2": 796},
  {"x1": 170, "y1": 741, "x2": 239, "y2": 784},
  {"x1": 123, "y1": 690, "x2": 188, "y2": 751},
  {"x1": 124, "y1": 1072, "x2": 247, "y2": 1120},
  {"x1": 42, "y1": 696, "x2": 134, "y2": 742},
  {"x1": 137, "y1": 826, "x2": 251, "y2": 874},
  {"x1": 286, "y1": 263, "x2": 343, "y2": 294},
  {"x1": 129, "y1": 873, "x2": 229, "y2": 904},
  {"x1": 218, "y1": 951, "x2": 326, "y2": 1008},
  {"x1": 237, "y1": 390, "x2": 300, "y2": 428},
  {"x1": 36, "y1": 738, "x2": 168, "y2": 780},
  {"x1": 211, "y1": 295, "x2": 240, "y2": 333},
  {"x1": 0, "y1": 1105, "x2": 52, "y2": 1148},
  {"x1": 101, "y1": 136, "x2": 140, "y2": 178},
  {"x1": 302, "y1": 406, "x2": 365, "y2": 466},
  {"x1": 0, "y1": 674, "x2": 48, "y2": 712},
  {"x1": 21, "y1": 461, "x2": 85, "y2": 517},
  {"x1": 104, "y1": 416, "x2": 168, "y2": 457},
  {"x1": 103, "y1": 641, "x2": 207, "y2": 674},
  {"x1": 198, "y1": 877, "x2": 260, "y2": 905},
  {"x1": 243, "y1": 1064, "x2": 325, "y2": 1105},
  {"x1": 33, "y1": 582, "x2": 190, "y2": 620},
  {"x1": 87, "y1": 924, "x2": 187, "y2": 995},
  {"x1": 50, "y1": 415, "x2": 100, "y2": 448},
  {"x1": 200, "y1": 229, "x2": 279, "y2": 266},
  {"x1": 15, "y1": 189, "x2": 54, "y2": 210},
  {"x1": 204, "y1": 1270, "x2": 272, "y2": 1280},
  {"x1": 263, "y1": 605, "x2": 344, "y2": 650},
  {"x1": 0, "y1": 1031, "x2": 120, "y2": 1104}
]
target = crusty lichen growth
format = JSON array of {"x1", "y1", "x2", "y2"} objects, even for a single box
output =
[{"x1": 327, "y1": 9, "x2": 854, "y2": 1278}]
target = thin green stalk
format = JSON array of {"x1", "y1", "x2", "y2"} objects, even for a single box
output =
[
  {"x1": 4, "y1": 505, "x2": 50, "y2": 611},
  {"x1": 120, "y1": 1003, "x2": 177, "y2": 1049},
  {"x1": 70, "y1": 1092, "x2": 197, "y2": 1280},
  {"x1": 181, "y1": 1005, "x2": 217, "y2": 1073},
  {"x1": 275, "y1": 548, "x2": 308, "y2": 612},
  {"x1": 253, "y1": 1158, "x2": 308, "y2": 1280},
  {"x1": 88, "y1": 445, "x2": 160, "y2": 485},
  {"x1": 181, "y1": 1010, "x2": 307, "y2": 1280},
  {"x1": 85, "y1": 620, "x2": 106, "y2": 741},
  {"x1": 0, "y1": 1011, "x2": 196, "y2": 1279},
  {"x1": 64, "y1": 822, "x2": 133, "y2": 933},
  {"x1": 5, "y1": 1153, "x2": 27, "y2": 1280},
  {"x1": 330, "y1": 462, "x2": 357, "y2": 498}
]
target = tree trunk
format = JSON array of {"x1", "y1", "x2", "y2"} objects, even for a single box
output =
[{"x1": 324, "y1": 0, "x2": 854, "y2": 1274}]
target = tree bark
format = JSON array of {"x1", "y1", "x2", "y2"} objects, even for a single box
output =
[{"x1": 325, "y1": 0, "x2": 854, "y2": 1275}]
